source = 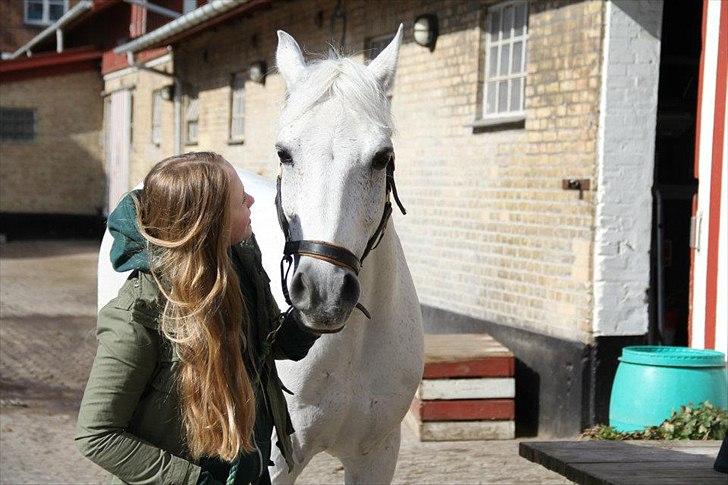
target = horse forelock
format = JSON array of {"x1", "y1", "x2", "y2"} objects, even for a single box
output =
[{"x1": 280, "y1": 56, "x2": 393, "y2": 134}]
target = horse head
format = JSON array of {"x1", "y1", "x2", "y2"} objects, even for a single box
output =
[{"x1": 274, "y1": 25, "x2": 403, "y2": 333}]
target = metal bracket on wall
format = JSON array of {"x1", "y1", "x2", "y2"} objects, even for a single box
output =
[
  {"x1": 690, "y1": 213, "x2": 702, "y2": 251},
  {"x1": 562, "y1": 179, "x2": 591, "y2": 199}
]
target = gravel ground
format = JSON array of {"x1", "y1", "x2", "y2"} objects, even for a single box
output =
[{"x1": 0, "y1": 240, "x2": 571, "y2": 484}]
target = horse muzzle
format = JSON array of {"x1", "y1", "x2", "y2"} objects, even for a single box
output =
[
  {"x1": 274, "y1": 160, "x2": 406, "y2": 331},
  {"x1": 288, "y1": 257, "x2": 360, "y2": 332}
]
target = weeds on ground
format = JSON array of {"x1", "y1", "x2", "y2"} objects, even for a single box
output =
[{"x1": 581, "y1": 401, "x2": 727, "y2": 440}]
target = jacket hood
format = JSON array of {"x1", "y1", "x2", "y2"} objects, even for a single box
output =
[{"x1": 108, "y1": 190, "x2": 150, "y2": 272}]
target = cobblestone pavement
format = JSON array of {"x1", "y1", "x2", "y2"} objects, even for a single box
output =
[{"x1": 0, "y1": 240, "x2": 571, "y2": 484}]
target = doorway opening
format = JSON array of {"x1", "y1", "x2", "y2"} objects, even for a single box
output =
[{"x1": 650, "y1": 0, "x2": 703, "y2": 346}]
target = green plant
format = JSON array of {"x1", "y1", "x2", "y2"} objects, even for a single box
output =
[{"x1": 581, "y1": 401, "x2": 727, "y2": 440}]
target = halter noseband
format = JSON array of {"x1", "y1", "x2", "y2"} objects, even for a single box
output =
[{"x1": 275, "y1": 160, "x2": 406, "y2": 320}]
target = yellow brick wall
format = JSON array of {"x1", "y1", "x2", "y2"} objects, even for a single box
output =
[
  {"x1": 131, "y1": 0, "x2": 604, "y2": 342},
  {"x1": 0, "y1": 69, "x2": 104, "y2": 215}
]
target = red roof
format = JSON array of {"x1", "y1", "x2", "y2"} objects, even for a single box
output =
[{"x1": 0, "y1": 46, "x2": 102, "y2": 82}]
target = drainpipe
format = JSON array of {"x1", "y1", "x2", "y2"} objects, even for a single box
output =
[
  {"x1": 123, "y1": 0, "x2": 182, "y2": 19},
  {"x1": 125, "y1": 51, "x2": 182, "y2": 155},
  {"x1": 56, "y1": 29, "x2": 63, "y2": 53},
  {"x1": 174, "y1": 76, "x2": 182, "y2": 154}
]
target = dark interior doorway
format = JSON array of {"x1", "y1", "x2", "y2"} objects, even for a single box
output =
[{"x1": 650, "y1": 1, "x2": 703, "y2": 346}]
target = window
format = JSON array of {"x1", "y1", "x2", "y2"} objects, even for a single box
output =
[
  {"x1": 24, "y1": 0, "x2": 67, "y2": 26},
  {"x1": 365, "y1": 34, "x2": 393, "y2": 62},
  {"x1": 229, "y1": 73, "x2": 245, "y2": 142},
  {"x1": 183, "y1": 0, "x2": 197, "y2": 14},
  {"x1": 483, "y1": 1, "x2": 528, "y2": 119},
  {"x1": 0, "y1": 108, "x2": 36, "y2": 141},
  {"x1": 365, "y1": 34, "x2": 396, "y2": 98},
  {"x1": 185, "y1": 95, "x2": 199, "y2": 145},
  {"x1": 151, "y1": 90, "x2": 163, "y2": 146}
]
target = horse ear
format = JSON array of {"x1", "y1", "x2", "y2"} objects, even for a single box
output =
[
  {"x1": 367, "y1": 24, "x2": 404, "y2": 92},
  {"x1": 276, "y1": 30, "x2": 306, "y2": 88}
]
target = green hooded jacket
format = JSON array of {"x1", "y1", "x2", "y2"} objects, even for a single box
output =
[{"x1": 75, "y1": 191, "x2": 319, "y2": 484}]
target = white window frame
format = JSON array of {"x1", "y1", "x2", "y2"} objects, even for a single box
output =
[
  {"x1": 482, "y1": 0, "x2": 528, "y2": 122},
  {"x1": 229, "y1": 73, "x2": 245, "y2": 143},
  {"x1": 151, "y1": 90, "x2": 163, "y2": 146},
  {"x1": 183, "y1": 0, "x2": 198, "y2": 14},
  {"x1": 24, "y1": 0, "x2": 68, "y2": 26}
]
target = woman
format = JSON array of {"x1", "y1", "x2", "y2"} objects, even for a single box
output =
[{"x1": 76, "y1": 152, "x2": 319, "y2": 484}]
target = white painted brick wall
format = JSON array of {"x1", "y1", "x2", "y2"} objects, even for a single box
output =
[{"x1": 593, "y1": 0, "x2": 663, "y2": 336}]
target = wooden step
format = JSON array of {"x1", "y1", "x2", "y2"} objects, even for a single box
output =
[
  {"x1": 424, "y1": 334, "x2": 514, "y2": 378},
  {"x1": 416, "y1": 377, "x2": 515, "y2": 400},
  {"x1": 405, "y1": 412, "x2": 515, "y2": 441},
  {"x1": 410, "y1": 397, "x2": 515, "y2": 421}
]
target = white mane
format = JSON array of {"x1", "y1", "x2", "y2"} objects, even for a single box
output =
[{"x1": 280, "y1": 55, "x2": 394, "y2": 134}]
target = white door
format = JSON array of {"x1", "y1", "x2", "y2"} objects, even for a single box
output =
[
  {"x1": 690, "y1": 0, "x2": 727, "y2": 355},
  {"x1": 104, "y1": 89, "x2": 131, "y2": 214}
]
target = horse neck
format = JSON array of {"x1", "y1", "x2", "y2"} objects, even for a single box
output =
[{"x1": 358, "y1": 221, "x2": 402, "y2": 316}]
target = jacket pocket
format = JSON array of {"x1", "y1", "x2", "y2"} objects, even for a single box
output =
[
  {"x1": 128, "y1": 357, "x2": 183, "y2": 455},
  {"x1": 149, "y1": 353, "x2": 180, "y2": 410}
]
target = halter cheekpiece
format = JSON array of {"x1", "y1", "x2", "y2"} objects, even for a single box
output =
[{"x1": 275, "y1": 159, "x2": 407, "y2": 320}]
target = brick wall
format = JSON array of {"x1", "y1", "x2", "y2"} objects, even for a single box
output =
[
  {"x1": 0, "y1": 69, "x2": 104, "y2": 215},
  {"x1": 133, "y1": 0, "x2": 605, "y2": 342},
  {"x1": 0, "y1": 1, "x2": 41, "y2": 54},
  {"x1": 0, "y1": 0, "x2": 84, "y2": 55}
]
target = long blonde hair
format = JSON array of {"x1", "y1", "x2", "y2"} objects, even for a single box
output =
[{"x1": 135, "y1": 152, "x2": 255, "y2": 461}]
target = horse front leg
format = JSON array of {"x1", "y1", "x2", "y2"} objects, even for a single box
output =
[
  {"x1": 269, "y1": 429, "x2": 318, "y2": 485},
  {"x1": 338, "y1": 427, "x2": 401, "y2": 485}
]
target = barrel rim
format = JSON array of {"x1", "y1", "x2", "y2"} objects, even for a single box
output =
[{"x1": 619, "y1": 346, "x2": 726, "y2": 367}]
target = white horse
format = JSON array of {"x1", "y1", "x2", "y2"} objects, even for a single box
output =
[
  {"x1": 269, "y1": 26, "x2": 423, "y2": 484},
  {"x1": 97, "y1": 25, "x2": 423, "y2": 485}
]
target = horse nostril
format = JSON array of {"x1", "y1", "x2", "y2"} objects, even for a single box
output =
[
  {"x1": 290, "y1": 271, "x2": 314, "y2": 310},
  {"x1": 291, "y1": 271, "x2": 306, "y2": 295},
  {"x1": 341, "y1": 272, "x2": 360, "y2": 303}
]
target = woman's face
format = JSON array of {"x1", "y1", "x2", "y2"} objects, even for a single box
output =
[{"x1": 225, "y1": 163, "x2": 255, "y2": 244}]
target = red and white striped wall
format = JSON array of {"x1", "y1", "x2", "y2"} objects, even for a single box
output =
[{"x1": 691, "y1": 0, "x2": 727, "y2": 357}]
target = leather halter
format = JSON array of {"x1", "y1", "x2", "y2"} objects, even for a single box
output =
[{"x1": 275, "y1": 160, "x2": 406, "y2": 320}]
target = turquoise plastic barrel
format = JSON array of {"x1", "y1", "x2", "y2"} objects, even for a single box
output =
[{"x1": 609, "y1": 346, "x2": 727, "y2": 432}]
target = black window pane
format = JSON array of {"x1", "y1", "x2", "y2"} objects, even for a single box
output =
[
  {"x1": 366, "y1": 36, "x2": 392, "y2": 61},
  {"x1": 26, "y1": 1, "x2": 43, "y2": 21},
  {"x1": 0, "y1": 108, "x2": 36, "y2": 141},
  {"x1": 49, "y1": 4, "x2": 65, "y2": 21}
]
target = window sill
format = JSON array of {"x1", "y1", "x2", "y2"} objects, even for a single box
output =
[
  {"x1": 228, "y1": 138, "x2": 245, "y2": 145},
  {"x1": 469, "y1": 114, "x2": 526, "y2": 133},
  {"x1": 24, "y1": 20, "x2": 52, "y2": 27}
]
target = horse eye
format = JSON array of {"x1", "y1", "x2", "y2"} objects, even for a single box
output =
[
  {"x1": 277, "y1": 149, "x2": 293, "y2": 165},
  {"x1": 372, "y1": 149, "x2": 394, "y2": 170}
]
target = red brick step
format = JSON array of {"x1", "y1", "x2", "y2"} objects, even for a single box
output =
[
  {"x1": 423, "y1": 357, "x2": 514, "y2": 379},
  {"x1": 423, "y1": 334, "x2": 514, "y2": 378},
  {"x1": 410, "y1": 398, "x2": 515, "y2": 421}
]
